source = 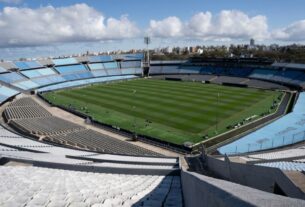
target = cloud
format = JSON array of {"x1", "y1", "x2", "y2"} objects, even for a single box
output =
[
  {"x1": 148, "y1": 16, "x2": 183, "y2": 37},
  {"x1": 147, "y1": 10, "x2": 269, "y2": 41},
  {"x1": 272, "y1": 20, "x2": 305, "y2": 41},
  {"x1": 0, "y1": 3, "x2": 140, "y2": 47}
]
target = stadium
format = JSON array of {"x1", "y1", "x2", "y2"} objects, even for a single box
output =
[
  {"x1": 1, "y1": 1, "x2": 305, "y2": 207},
  {"x1": 0, "y1": 51, "x2": 305, "y2": 207}
]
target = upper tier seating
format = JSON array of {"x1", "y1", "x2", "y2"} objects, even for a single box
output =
[
  {"x1": 48, "y1": 129, "x2": 161, "y2": 156},
  {"x1": 37, "y1": 59, "x2": 54, "y2": 66},
  {"x1": 31, "y1": 75, "x2": 66, "y2": 86},
  {"x1": 12, "y1": 80, "x2": 40, "y2": 90},
  {"x1": 14, "y1": 61, "x2": 42, "y2": 70},
  {"x1": 249, "y1": 68, "x2": 305, "y2": 86},
  {"x1": 37, "y1": 75, "x2": 137, "y2": 92},
  {"x1": 211, "y1": 76, "x2": 248, "y2": 84},
  {"x1": 55, "y1": 64, "x2": 88, "y2": 74},
  {"x1": 103, "y1": 62, "x2": 118, "y2": 69},
  {"x1": 52, "y1": 58, "x2": 78, "y2": 66},
  {"x1": 0, "y1": 86, "x2": 19, "y2": 103},
  {"x1": 88, "y1": 63, "x2": 104, "y2": 70},
  {"x1": 75, "y1": 56, "x2": 89, "y2": 63},
  {"x1": 11, "y1": 117, "x2": 85, "y2": 136},
  {"x1": 4, "y1": 106, "x2": 52, "y2": 120},
  {"x1": 178, "y1": 66, "x2": 202, "y2": 74},
  {"x1": 21, "y1": 68, "x2": 57, "y2": 78},
  {"x1": 0, "y1": 62, "x2": 16, "y2": 70},
  {"x1": 0, "y1": 72, "x2": 26, "y2": 84},
  {"x1": 88, "y1": 55, "x2": 113, "y2": 63},
  {"x1": 120, "y1": 61, "x2": 141, "y2": 68}
]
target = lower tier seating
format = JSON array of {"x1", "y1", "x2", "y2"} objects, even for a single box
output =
[
  {"x1": 5, "y1": 97, "x2": 160, "y2": 156},
  {"x1": 48, "y1": 129, "x2": 161, "y2": 156},
  {"x1": 11, "y1": 117, "x2": 85, "y2": 136}
]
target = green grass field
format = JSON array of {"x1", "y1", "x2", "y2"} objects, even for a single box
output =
[{"x1": 42, "y1": 79, "x2": 283, "y2": 145}]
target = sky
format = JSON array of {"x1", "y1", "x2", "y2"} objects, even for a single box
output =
[{"x1": 0, "y1": 0, "x2": 305, "y2": 60}]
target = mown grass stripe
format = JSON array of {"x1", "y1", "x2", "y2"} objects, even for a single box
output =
[{"x1": 44, "y1": 79, "x2": 281, "y2": 144}]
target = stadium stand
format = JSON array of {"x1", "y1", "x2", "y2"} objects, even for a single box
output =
[
  {"x1": 121, "y1": 60, "x2": 142, "y2": 69},
  {"x1": 88, "y1": 63, "x2": 105, "y2": 70},
  {"x1": 61, "y1": 71, "x2": 94, "y2": 81},
  {"x1": 37, "y1": 75, "x2": 137, "y2": 92},
  {"x1": 14, "y1": 61, "x2": 42, "y2": 70},
  {"x1": 48, "y1": 129, "x2": 160, "y2": 156},
  {"x1": 210, "y1": 76, "x2": 248, "y2": 84},
  {"x1": 256, "y1": 162, "x2": 305, "y2": 172},
  {"x1": 75, "y1": 56, "x2": 90, "y2": 63},
  {"x1": 0, "y1": 72, "x2": 26, "y2": 84},
  {"x1": 55, "y1": 64, "x2": 88, "y2": 74},
  {"x1": 91, "y1": 70, "x2": 108, "y2": 77},
  {"x1": 1, "y1": 56, "x2": 305, "y2": 206},
  {"x1": 218, "y1": 92, "x2": 305, "y2": 155},
  {"x1": 0, "y1": 61, "x2": 17, "y2": 70},
  {"x1": 37, "y1": 59, "x2": 54, "y2": 66},
  {"x1": 31, "y1": 75, "x2": 66, "y2": 86},
  {"x1": 0, "y1": 85, "x2": 19, "y2": 103},
  {"x1": 115, "y1": 53, "x2": 144, "y2": 60},
  {"x1": 246, "y1": 79, "x2": 289, "y2": 90},
  {"x1": 1, "y1": 122, "x2": 304, "y2": 206},
  {"x1": 247, "y1": 147, "x2": 305, "y2": 161},
  {"x1": 0, "y1": 166, "x2": 182, "y2": 207},
  {"x1": 12, "y1": 80, "x2": 40, "y2": 90},
  {"x1": 88, "y1": 55, "x2": 113, "y2": 63},
  {"x1": 4, "y1": 106, "x2": 52, "y2": 120},
  {"x1": 4, "y1": 97, "x2": 160, "y2": 156},
  {"x1": 52, "y1": 57, "x2": 78, "y2": 66},
  {"x1": 2, "y1": 54, "x2": 304, "y2": 92},
  {"x1": 178, "y1": 66, "x2": 202, "y2": 74},
  {"x1": 21, "y1": 68, "x2": 57, "y2": 78}
]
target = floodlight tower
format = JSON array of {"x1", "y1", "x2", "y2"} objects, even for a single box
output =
[{"x1": 143, "y1": 36, "x2": 151, "y2": 77}]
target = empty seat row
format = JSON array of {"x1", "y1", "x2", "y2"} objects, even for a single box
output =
[
  {"x1": 4, "y1": 106, "x2": 52, "y2": 120},
  {"x1": 5, "y1": 97, "x2": 159, "y2": 156},
  {"x1": 11, "y1": 117, "x2": 85, "y2": 136},
  {"x1": 48, "y1": 129, "x2": 161, "y2": 156},
  {"x1": 256, "y1": 161, "x2": 305, "y2": 172},
  {"x1": 248, "y1": 147, "x2": 305, "y2": 160},
  {"x1": 0, "y1": 166, "x2": 182, "y2": 207},
  {"x1": 6, "y1": 97, "x2": 39, "y2": 107}
]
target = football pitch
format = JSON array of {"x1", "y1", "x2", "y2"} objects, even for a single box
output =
[{"x1": 42, "y1": 78, "x2": 283, "y2": 145}]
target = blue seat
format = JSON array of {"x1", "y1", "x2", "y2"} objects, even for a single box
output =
[
  {"x1": 55, "y1": 65, "x2": 87, "y2": 74},
  {"x1": 53, "y1": 58, "x2": 78, "y2": 65}
]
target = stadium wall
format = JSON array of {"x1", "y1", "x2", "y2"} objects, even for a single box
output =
[
  {"x1": 181, "y1": 170, "x2": 305, "y2": 207},
  {"x1": 203, "y1": 155, "x2": 305, "y2": 200}
]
